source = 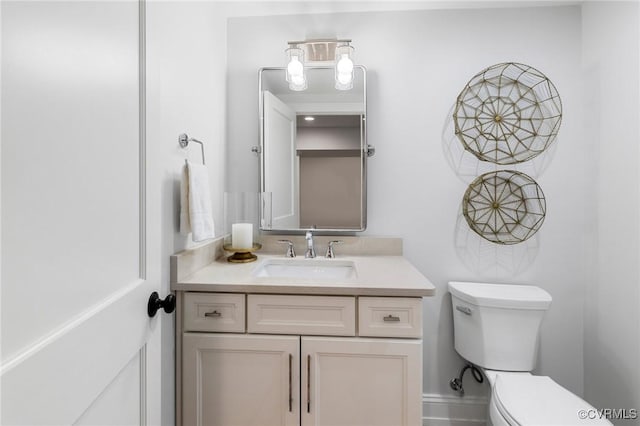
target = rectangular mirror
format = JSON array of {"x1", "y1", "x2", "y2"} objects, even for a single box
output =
[{"x1": 258, "y1": 66, "x2": 367, "y2": 232}]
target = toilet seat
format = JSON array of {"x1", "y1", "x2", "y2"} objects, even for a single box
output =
[{"x1": 493, "y1": 374, "x2": 612, "y2": 425}]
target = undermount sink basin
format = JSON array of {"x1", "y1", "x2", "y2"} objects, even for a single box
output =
[{"x1": 253, "y1": 259, "x2": 357, "y2": 280}]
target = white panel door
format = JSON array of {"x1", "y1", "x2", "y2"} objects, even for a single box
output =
[
  {"x1": 263, "y1": 90, "x2": 299, "y2": 228},
  {"x1": 1, "y1": 1, "x2": 162, "y2": 424},
  {"x1": 301, "y1": 337, "x2": 422, "y2": 426},
  {"x1": 182, "y1": 333, "x2": 300, "y2": 426}
]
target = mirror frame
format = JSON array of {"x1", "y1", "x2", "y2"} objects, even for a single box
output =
[{"x1": 258, "y1": 65, "x2": 368, "y2": 233}]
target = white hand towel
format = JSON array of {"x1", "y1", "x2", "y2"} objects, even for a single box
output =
[{"x1": 180, "y1": 160, "x2": 215, "y2": 242}]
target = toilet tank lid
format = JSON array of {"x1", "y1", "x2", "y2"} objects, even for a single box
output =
[{"x1": 448, "y1": 281, "x2": 552, "y2": 309}]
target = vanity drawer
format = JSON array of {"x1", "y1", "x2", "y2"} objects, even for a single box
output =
[
  {"x1": 183, "y1": 293, "x2": 245, "y2": 333},
  {"x1": 248, "y1": 294, "x2": 356, "y2": 336},
  {"x1": 358, "y1": 297, "x2": 423, "y2": 338}
]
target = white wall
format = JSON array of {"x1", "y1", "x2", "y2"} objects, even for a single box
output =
[
  {"x1": 582, "y1": 2, "x2": 640, "y2": 422},
  {"x1": 146, "y1": 2, "x2": 230, "y2": 424},
  {"x1": 226, "y1": 5, "x2": 587, "y2": 402}
]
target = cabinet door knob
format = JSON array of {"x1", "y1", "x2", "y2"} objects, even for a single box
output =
[{"x1": 147, "y1": 292, "x2": 176, "y2": 318}]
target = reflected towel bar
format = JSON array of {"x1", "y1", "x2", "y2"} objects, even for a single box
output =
[{"x1": 179, "y1": 133, "x2": 206, "y2": 165}]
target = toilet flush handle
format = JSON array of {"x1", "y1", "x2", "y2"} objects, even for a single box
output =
[{"x1": 456, "y1": 305, "x2": 472, "y2": 316}]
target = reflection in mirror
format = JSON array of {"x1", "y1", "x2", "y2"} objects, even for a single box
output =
[{"x1": 259, "y1": 66, "x2": 367, "y2": 232}]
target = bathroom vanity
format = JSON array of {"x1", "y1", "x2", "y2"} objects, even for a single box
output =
[{"x1": 171, "y1": 235, "x2": 435, "y2": 426}]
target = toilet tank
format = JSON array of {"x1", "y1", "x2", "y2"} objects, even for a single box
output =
[{"x1": 448, "y1": 281, "x2": 552, "y2": 371}]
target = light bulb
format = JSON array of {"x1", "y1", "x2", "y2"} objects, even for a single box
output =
[
  {"x1": 287, "y1": 57, "x2": 303, "y2": 77},
  {"x1": 289, "y1": 74, "x2": 307, "y2": 91},
  {"x1": 336, "y1": 54, "x2": 354, "y2": 74},
  {"x1": 337, "y1": 72, "x2": 352, "y2": 85}
]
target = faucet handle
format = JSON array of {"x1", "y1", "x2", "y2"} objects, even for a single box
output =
[
  {"x1": 325, "y1": 240, "x2": 344, "y2": 258},
  {"x1": 277, "y1": 240, "x2": 296, "y2": 258}
]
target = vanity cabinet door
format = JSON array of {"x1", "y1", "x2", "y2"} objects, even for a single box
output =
[
  {"x1": 301, "y1": 337, "x2": 422, "y2": 426},
  {"x1": 182, "y1": 333, "x2": 300, "y2": 426}
]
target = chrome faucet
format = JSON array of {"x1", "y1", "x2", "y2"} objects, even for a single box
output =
[
  {"x1": 325, "y1": 240, "x2": 343, "y2": 258},
  {"x1": 305, "y1": 230, "x2": 316, "y2": 258},
  {"x1": 277, "y1": 240, "x2": 296, "y2": 258}
]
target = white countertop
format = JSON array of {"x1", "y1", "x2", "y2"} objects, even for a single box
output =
[{"x1": 172, "y1": 254, "x2": 436, "y2": 297}]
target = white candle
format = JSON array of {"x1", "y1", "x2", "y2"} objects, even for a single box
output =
[{"x1": 231, "y1": 223, "x2": 253, "y2": 249}]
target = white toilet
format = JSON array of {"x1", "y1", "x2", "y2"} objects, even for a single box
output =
[{"x1": 448, "y1": 281, "x2": 612, "y2": 426}]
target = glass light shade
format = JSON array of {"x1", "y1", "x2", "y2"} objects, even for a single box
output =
[
  {"x1": 334, "y1": 44, "x2": 354, "y2": 90},
  {"x1": 286, "y1": 46, "x2": 307, "y2": 91}
]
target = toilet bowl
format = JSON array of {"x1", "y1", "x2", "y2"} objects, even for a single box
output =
[
  {"x1": 449, "y1": 281, "x2": 612, "y2": 426},
  {"x1": 483, "y1": 370, "x2": 611, "y2": 426}
]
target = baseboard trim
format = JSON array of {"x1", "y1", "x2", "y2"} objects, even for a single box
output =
[{"x1": 422, "y1": 393, "x2": 488, "y2": 426}]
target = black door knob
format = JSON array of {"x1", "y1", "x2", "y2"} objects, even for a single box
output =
[{"x1": 148, "y1": 291, "x2": 176, "y2": 318}]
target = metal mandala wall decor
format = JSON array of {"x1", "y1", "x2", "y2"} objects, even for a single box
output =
[
  {"x1": 463, "y1": 171, "x2": 546, "y2": 245},
  {"x1": 454, "y1": 62, "x2": 562, "y2": 165},
  {"x1": 455, "y1": 62, "x2": 561, "y2": 244}
]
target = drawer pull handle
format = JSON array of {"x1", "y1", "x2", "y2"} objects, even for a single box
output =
[
  {"x1": 383, "y1": 314, "x2": 401, "y2": 322},
  {"x1": 204, "y1": 310, "x2": 222, "y2": 318}
]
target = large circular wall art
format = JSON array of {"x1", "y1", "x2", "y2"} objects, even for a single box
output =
[
  {"x1": 454, "y1": 62, "x2": 562, "y2": 165},
  {"x1": 463, "y1": 170, "x2": 546, "y2": 245}
]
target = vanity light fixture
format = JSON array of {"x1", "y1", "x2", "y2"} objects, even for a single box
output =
[
  {"x1": 285, "y1": 39, "x2": 355, "y2": 91},
  {"x1": 304, "y1": 116, "x2": 315, "y2": 121}
]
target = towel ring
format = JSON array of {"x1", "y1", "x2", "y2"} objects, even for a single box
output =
[{"x1": 179, "y1": 133, "x2": 206, "y2": 165}]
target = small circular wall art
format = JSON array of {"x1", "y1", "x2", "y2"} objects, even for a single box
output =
[
  {"x1": 463, "y1": 170, "x2": 546, "y2": 245},
  {"x1": 454, "y1": 62, "x2": 562, "y2": 165}
]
